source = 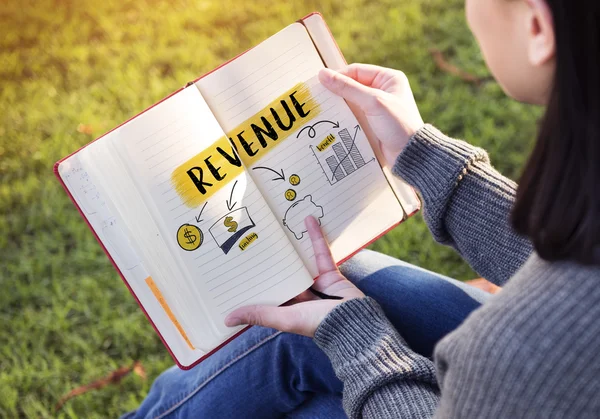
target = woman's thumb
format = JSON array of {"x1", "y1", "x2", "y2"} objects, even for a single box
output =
[
  {"x1": 225, "y1": 305, "x2": 282, "y2": 329},
  {"x1": 319, "y1": 68, "x2": 377, "y2": 106}
]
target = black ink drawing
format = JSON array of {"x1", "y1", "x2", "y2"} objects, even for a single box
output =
[
  {"x1": 309, "y1": 125, "x2": 374, "y2": 185},
  {"x1": 285, "y1": 189, "x2": 297, "y2": 201},
  {"x1": 289, "y1": 174, "x2": 301, "y2": 186},
  {"x1": 252, "y1": 166, "x2": 285, "y2": 181},
  {"x1": 177, "y1": 223, "x2": 203, "y2": 252},
  {"x1": 209, "y1": 207, "x2": 256, "y2": 254},
  {"x1": 226, "y1": 180, "x2": 238, "y2": 211},
  {"x1": 282, "y1": 195, "x2": 324, "y2": 240},
  {"x1": 297, "y1": 120, "x2": 340, "y2": 139},
  {"x1": 195, "y1": 202, "x2": 208, "y2": 223}
]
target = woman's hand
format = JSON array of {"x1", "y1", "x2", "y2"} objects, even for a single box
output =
[
  {"x1": 319, "y1": 64, "x2": 424, "y2": 167},
  {"x1": 224, "y1": 216, "x2": 365, "y2": 337}
]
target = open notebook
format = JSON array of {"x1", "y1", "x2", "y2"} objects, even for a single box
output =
[{"x1": 54, "y1": 13, "x2": 420, "y2": 369}]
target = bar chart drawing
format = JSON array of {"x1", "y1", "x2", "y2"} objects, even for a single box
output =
[{"x1": 309, "y1": 126, "x2": 373, "y2": 185}]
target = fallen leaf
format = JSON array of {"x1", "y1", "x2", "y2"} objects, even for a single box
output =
[
  {"x1": 77, "y1": 123, "x2": 94, "y2": 135},
  {"x1": 430, "y1": 49, "x2": 488, "y2": 85},
  {"x1": 55, "y1": 361, "x2": 146, "y2": 412},
  {"x1": 133, "y1": 361, "x2": 147, "y2": 380}
]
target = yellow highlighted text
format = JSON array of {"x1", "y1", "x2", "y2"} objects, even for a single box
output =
[
  {"x1": 316, "y1": 134, "x2": 335, "y2": 152},
  {"x1": 171, "y1": 82, "x2": 320, "y2": 208},
  {"x1": 238, "y1": 232, "x2": 258, "y2": 251},
  {"x1": 171, "y1": 136, "x2": 244, "y2": 208}
]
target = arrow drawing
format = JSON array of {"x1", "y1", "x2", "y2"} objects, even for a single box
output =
[
  {"x1": 297, "y1": 120, "x2": 340, "y2": 139},
  {"x1": 352, "y1": 124, "x2": 361, "y2": 141},
  {"x1": 195, "y1": 202, "x2": 208, "y2": 223},
  {"x1": 226, "y1": 180, "x2": 238, "y2": 211},
  {"x1": 252, "y1": 166, "x2": 285, "y2": 181}
]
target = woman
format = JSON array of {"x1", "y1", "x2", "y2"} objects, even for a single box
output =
[{"x1": 127, "y1": 0, "x2": 599, "y2": 417}]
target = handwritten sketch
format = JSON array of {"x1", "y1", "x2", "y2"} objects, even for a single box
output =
[
  {"x1": 289, "y1": 174, "x2": 301, "y2": 186},
  {"x1": 285, "y1": 189, "x2": 297, "y2": 201},
  {"x1": 226, "y1": 180, "x2": 238, "y2": 212},
  {"x1": 309, "y1": 126, "x2": 373, "y2": 185},
  {"x1": 282, "y1": 195, "x2": 324, "y2": 240},
  {"x1": 102, "y1": 218, "x2": 139, "y2": 270},
  {"x1": 62, "y1": 160, "x2": 105, "y2": 214},
  {"x1": 177, "y1": 224, "x2": 203, "y2": 251},
  {"x1": 209, "y1": 207, "x2": 256, "y2": 254},
  {"x1": 297, "y1": 120, "x2": 340, "y2": 139},
  {"x1": 252, "y1": 166, "x2": 285, "y2": 182}
]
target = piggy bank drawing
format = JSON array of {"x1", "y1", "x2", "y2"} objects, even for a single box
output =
[{"x1": 283, "y1": 195, "x2": 324, "y2": 240}]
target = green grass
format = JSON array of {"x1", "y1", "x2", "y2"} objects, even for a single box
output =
[{"x1": 0, "y1": 0, "x2": 540, "y2": 416}]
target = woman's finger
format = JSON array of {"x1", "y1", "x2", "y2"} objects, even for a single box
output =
[
  {"x1": 337, "y1": 63, "x2": 390, "y2": 87},
  {"x1": 225, "y1": 305, "x2": 286, "y2": 329},
  {"x1": 338, "y1": 63, "x2": 409, "y2": 95},
  {"x1": 305, "y1": 216, "x2": 338, "y2": 275},
  {"x1": 319, "y1": 68, "x2": 378, "y2": 107},
  {"x1": 225, "y1": 304, "x2": 316, "y2": 336}
]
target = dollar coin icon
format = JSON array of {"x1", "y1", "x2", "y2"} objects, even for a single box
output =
[
  {"x1": 289, "y1": 174, "x2": 301, "y2": 186},
  {"x1": 177, "y1": 224, "x2": 203, "y2": 251},
  {"x1": 285, "y1": 189, "x2": 297, "y2": 201}
]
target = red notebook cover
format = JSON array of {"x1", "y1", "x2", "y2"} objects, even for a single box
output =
[{"x1": 54, "y1": 12, "x2": 420, "y2": 370}]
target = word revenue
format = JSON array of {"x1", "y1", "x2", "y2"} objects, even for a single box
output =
[
  {"x1": 228, "y1": 90, "x2": 311, "y2": 160},
  {"x1": 171, "y1": 83, "x2": 320, "y2": 207}
]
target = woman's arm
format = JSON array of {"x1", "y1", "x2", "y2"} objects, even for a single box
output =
[
  {"x1": 314, "y1": 297, "x2": 440, "y2": 418},
  {"x1": 394, "y1": 125, "x2": 532, "y2": 285},
  {"x1": 319, "y1": 65, "x2": 532, "y2": 285},
  {"x1": 226, "y1": 219, "x2": 443, "y2": 418}
]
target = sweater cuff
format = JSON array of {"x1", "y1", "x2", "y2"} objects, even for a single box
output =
[
  {"x1": 314, "y1": 297, "x2": 408, "y2": 361},
  {"x1": 392, "y1": 124, "x2": 490, "y2": 202},
  {"x1": 314, "y1": 298, "x2": 438, "y2": 415}
]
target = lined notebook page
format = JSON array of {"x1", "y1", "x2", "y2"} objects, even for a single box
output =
[
  {"x1": 103, "y1": 87, "x2": 311, "y2": 346},
  {"x1": 196, "y1": 23, "x2": 323, "y2": 132},
  {"x1": 250, "y1": 80, "x2": 404, "y2": 276},
  {"x1": 60, "y1": 154, "x2": 205, "y2": 365},
  {"x1": 196, "y1": 24, "x2": 404, "y2": 276}
]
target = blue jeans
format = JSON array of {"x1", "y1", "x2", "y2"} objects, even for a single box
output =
[{"x1": 124, "y1": 250, "x2": 489, "y2": 418}]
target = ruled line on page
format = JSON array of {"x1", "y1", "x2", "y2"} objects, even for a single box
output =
[
  {"x1": 212, "y1": 42, "x2": 303, "y2": 100},
  {"x1": 218, "y1": 264, "x2": 305, "y2": 314},
  {"x1": 221, "y1": 60, "x2": 311, "y2": 114},
  {"x1": 225, "y1": 66, "x2": 316, "y2": 121},
  {"x1": 140, "y1": 123, "x2": 192, "y2": 153},
  {"x1": 134, "y1": 119, "x2": 178, "y2": 145},
  {"x1": 216, "y1": 49, "x2": 307, "y2": 106},
  {"x1": 210, "y1": 247, "x2": 297, "y2": 297},
  {"x1": 146, "y1": 133, "x2": 195, "y2": 165},
  {"x1": 201, "y1": 226, "x2": 294, "y2": 278}
]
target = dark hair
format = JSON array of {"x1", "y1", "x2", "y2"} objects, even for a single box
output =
[{"x1": 511, "y1": 0, "x2": 599, "y2": 265}]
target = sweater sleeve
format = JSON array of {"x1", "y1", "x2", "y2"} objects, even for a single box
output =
[
  {"x1": 314, "y1": 297, "x2": 440, "y2": 418},
  {"x1": 393, "y1": 125, "x2": 533, "y2": 286}
]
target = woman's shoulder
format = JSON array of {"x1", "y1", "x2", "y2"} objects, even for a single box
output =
[{"x1": 434, "y1": 254, "x2": 600, "y2": 416}]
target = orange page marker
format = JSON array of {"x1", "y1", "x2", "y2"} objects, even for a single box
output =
[{"x1": 145, "y1": 276, "x2": 195, "y2": 350}]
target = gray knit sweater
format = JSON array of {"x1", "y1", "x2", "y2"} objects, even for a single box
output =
[{"x1": 313, "y1": 125, "x2": 600, "y2": 418}]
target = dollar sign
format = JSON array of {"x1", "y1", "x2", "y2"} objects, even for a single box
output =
[
  {"x1": 183, "y1": 227, "x2": 197, "y2": 245},
  {"x1": 224, "y1": 216, "x2": 238, "y2": 233}
]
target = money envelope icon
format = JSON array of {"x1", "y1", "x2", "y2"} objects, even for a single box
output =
[{"x1": 209, "y1": 207, "x2": 256, "y2": 254}]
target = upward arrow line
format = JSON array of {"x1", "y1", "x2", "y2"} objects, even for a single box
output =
[{"x1": 353, "y1": 124, "x2": 361, "y2": 141}]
